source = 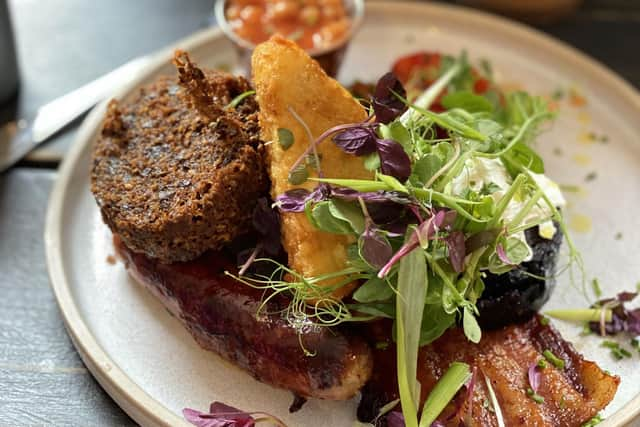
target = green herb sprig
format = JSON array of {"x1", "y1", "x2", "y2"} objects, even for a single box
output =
[{"x1": 230, "y1": 52, "x2": 581, "y2": 424}]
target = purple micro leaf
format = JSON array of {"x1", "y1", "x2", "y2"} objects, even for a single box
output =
[
  {"x1": 409, "y1": 205, "x2": 424, "y2": 222},
  {"x1": 209, "y1": 402, "x2": 255, "y2": 427},
  {"x1": 183, "y1": 408, "x2": 222, "y2": 427},
  {"x1": 183, "y1": 405, "x2": 255, "y2": 427},
  {"x1": 589, "y1": 291, "x2": 640, "y2": 335},
  {"x1": 275, "y1": 183, "x2": 331, "y2": 213},
  {"x1": 597, "y1": 305, "x2": 626, "y2": 335},
  {"x1": 465, "y1": 229, "x2": 500, "y2": 253},
  {"x1": 378, "y1": 233, "x2": 419, "y2": 278},
  {"x1": 416, "y1": 209, "x2": 446, "y2": 245},
  {"x1": 495, "y1": 243, "x2": 515, "y2": 266},
  {"x1": 385, "y1": 411, "x2": 406, "y2": 427},
  {"x1": 626, "y1": 309, "x2": 640, "y2": 334},
  {"x1": 464, "y1": 366, "x2": 478, "y2": 425},
  {"x1": 332, "y1": 126, "x2": 378, "y2": 155},
  {"x1": 378, "y1": 211, "x2": 444, "y2": 277},
  {"x1": 617, "y1": 292, "x2": 638, "y2": 303},
  {"x1": 440, "y1": 210, "x2": 458, "y2": 230},
  {"x1": 376, "y1": 139, "x2": 411, "y2": 182},
  {"x1": 445, "y1": 231, "x2": 466, "y2": 273},
  {"x1": 213, "y1": 403, "x2": 256, "y2": 427},
  {"x1": 312, "y1": 182, "x2": 332, "y2": 201},
  {"x1": 183, "y1": 402, "x2": 288, "y2": 427},
  {"x1": 528, "y1": 363, "x2": 542, "y2": 394},
  {"x1": 366, "y1": 201, "x2": 407, "y2": 226},
  {"x1": 381, "y1": 218, "x2": 410, "y2": 236},
  {"x1": 361, "y1": 228, "x2": 393, "y2": 270},
  {"x1": 329, "y1": 187, "x2": 412, "y2": 226},
  {"x1": 275, "y1": 189, "x2": 311, "y2": 212},
  {"x1": 372, "y1": 72, "x2": 408, "y2": 124},
  {"x1": 446, "y1": 366, "x2": 477, "y2": 425}
]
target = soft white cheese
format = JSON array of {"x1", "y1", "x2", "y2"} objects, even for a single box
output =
[{"x1": 449, "y1": 157, "x2": 566, "y2": 245}]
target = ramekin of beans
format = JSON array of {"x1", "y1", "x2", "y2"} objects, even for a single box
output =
[{"x1": 214, "y1": 0, "x2": 364, "y2": 77}]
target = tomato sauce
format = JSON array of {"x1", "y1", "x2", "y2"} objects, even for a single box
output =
[{"x1": 225, "y1": 0, "x2": 351, "y2": 50}]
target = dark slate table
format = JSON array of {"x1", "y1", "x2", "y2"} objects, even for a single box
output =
[{"x1": 0, "y1": 0, "x2": 638, "y2": 425}]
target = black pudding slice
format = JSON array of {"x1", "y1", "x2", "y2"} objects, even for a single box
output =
[{"x1": 477, "y1": 224, "x2": 563, "y2": 329}]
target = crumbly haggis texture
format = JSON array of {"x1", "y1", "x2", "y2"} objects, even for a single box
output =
[{"x1": 91, "y1": 61, "x2": 267, "y2": 263}]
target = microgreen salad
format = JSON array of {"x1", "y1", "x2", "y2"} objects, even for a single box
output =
[{"x1": 230, "y1": 53, "x2": 583, "y2": 425}]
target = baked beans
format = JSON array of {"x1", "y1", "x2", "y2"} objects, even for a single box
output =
[{"x1": 225, "y1": 0, "x2": 351, "y2": 50}]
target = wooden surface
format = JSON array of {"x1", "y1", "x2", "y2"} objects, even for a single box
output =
[{"x1": 0, "y1": 0, "x2": 638, "y2": 425}]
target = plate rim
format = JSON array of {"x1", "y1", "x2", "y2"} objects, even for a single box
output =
[{"x1": 44, "y1": 2, "x2": 640, "y2": 426}]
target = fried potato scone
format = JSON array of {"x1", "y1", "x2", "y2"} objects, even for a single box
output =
[{"x1": 252, "y1": 36, "x2": 373, "y2": 299}]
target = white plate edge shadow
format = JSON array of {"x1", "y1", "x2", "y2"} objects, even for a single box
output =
[{"x1": 44, "y1": 2, "x2": 640, "y2": 426}]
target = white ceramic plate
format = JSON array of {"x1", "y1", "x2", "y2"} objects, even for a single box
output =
[{"x1": 45, "y1": 2, "x2": 640, "y2": 426}]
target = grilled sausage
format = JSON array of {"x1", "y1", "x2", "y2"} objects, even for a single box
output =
[{"x1": 114, "y1": 236, "x2": 373, "y2": 400}]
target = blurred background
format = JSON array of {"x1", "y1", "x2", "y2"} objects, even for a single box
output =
[
  {"x1": 1, "y1": 0, "x2": 638, "y2": 163},
  {"x1": 0, "y1": 0, "x2": 638, "y2": 425}
]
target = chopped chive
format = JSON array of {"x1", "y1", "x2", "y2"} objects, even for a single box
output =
[
  {"x1": 537, "y1": 359, "x2": 547, "y2": 369},
  {"x1": 418, "y1": 362, "x2": 471, "y2": 427},
  {"x1": 580, "y1": 323, "x2": 592, "y2": 336},
  {"x1": 559, "y1": 184, "x2": 581, "y2": 193},
  {"x1": 542, "y1": 350, "x2": 565, "y2": 369},
  {"x1": 591, "y1": 278, "x2": 602, "y2": 298},
  {"x1": 619, "y1": 348, "x2": 632, "y2": 357},
  {"x1": 545, "y1": 308, "x2": 612, "y2": 323},
  {"x1": 539, "y1": 316, "x2": 550, "y2": 326},
  {"x1": 631, "y1": 337, "x2": 640, "y2": 351},
  {"x1": 526, "y1": 388, "x2": 545, "y2": 404},
  {"x1": 582, "y1": 414, "x2": 604, "y2": 427},
  {"x1": 225, "y1": 89, "x2": 256, "y2": 110},
  {"x1": 600, "y1": 341, "x2": 632, "y2": 360},
  {"x1": 277, "y1": 128, "x2": 295, "y2": 150}
]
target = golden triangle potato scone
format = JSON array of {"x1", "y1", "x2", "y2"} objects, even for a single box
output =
[{"x1": 252, "y1": 36, "x2": 373, "y2": 299}]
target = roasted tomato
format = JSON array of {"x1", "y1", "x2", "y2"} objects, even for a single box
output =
[{"x1": 391, "y1": 51, "x2": 500, "y2": 112}]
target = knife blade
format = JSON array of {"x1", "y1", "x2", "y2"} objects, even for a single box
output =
[{"x1": 0, "y1": 55, "x2": 153, "y2": 172}]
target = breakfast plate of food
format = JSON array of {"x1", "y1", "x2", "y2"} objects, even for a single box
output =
[{"x1": 45, "y1": 1, "x2": 640, "y2": 426}]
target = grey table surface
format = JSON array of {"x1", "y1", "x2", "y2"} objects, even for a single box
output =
[{"x1": 0, "y1": 0, "x2": 639, "y2": 426}]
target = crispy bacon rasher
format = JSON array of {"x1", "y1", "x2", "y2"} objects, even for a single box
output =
[{"x1": 358, "y1": 317, "x2": 619, "y2": 427}]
